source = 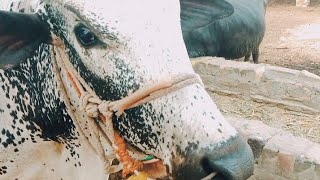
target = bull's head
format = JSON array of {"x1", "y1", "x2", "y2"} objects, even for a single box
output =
[{"x1": 0, "y1": 0, "x2": 253, "y2": 179}]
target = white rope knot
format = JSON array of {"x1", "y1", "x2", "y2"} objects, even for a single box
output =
[
  {"x1": 81, "y1": 92, "x2": 112, "y2": 119},
  {"x1": 98, "y1": 100, "x2": 113, "y2": 119}
]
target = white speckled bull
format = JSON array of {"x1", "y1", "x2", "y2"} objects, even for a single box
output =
[{"x1": 0, "y1": 0, "x2": 254, "y2": 179}]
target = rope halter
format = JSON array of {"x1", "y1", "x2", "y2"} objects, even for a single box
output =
[{"x1": 50, "y1": 36, "x2": 204, "y2": 179}]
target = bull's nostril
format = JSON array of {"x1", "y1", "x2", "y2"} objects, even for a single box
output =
[
  {"x1": 198, "y1": 136, "x2": 254, "y2": 180},
  {"x1": 173, "y1": 136, "x2": 253, "y2": 180},
  {"x1": 200, "y1": 157, "x2": 220, "y2": 180},
  {"x1": 201, "y1": 157, "x2": 214, "y2": 175}
]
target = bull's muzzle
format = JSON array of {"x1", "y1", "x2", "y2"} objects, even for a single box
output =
[{"x1": 172, "y1": 135, "x2": 254, "y2": 180}]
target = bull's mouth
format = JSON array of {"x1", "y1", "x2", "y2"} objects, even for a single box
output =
[
  {"x1": 110, "y1": 133, "x2": 223, "y2": 180},
  {"x1": 109, "y1": 160, "x2": 219, "y2": 180},
  {"x1": 109, "y1": 144, "x2": 220, "y2": 180},
  {"x1": 109, "y1": 158, "x2": 169, "y2": 180},
  {"x1": 139, "y1": 160, "x2": 169, "y2": 179}
]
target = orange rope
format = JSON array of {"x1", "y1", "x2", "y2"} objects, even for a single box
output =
[
  {"x1": 99, "y1": 114, "x2": 107, "y2": 124},
  {"x1": 67, "y1": 71, "x2": 82, "y2": 97},
  {"x1": 114, "y1": 132, "x2": 143, "y2": 178}
]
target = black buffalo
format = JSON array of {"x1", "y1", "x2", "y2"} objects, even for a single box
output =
[{"x1": 182, "y1": 0, "x2": 268, "y2": 63}]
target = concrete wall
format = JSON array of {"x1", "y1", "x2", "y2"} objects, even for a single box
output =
[
  {"x1": 296, "y1": 0, "x2": 311, "y2": 6},
  {"x1": 192, "y1": 57, "x2": 320, "y2": 114},
  {"x1": 226, "y1": 116, "x2": 320, "y2": 180},
  {"x1": 268, "y1": 0, "x2": 320, "y2": 6}
]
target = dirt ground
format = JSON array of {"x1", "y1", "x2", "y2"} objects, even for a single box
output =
[
  {"x1": 211, "y1": 92, "x2": 320, "y2": 143},
  {"x1": 259, "y1": 5, "x2": 320, "y2": 76}
]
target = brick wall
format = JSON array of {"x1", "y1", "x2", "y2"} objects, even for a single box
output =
[{"x1": 192, "y1": 57, "x2": 320, "y2": 114}]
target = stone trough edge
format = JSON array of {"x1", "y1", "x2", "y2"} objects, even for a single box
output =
[
  {"x1": 192, "y1": 57, "x2": 320, "y2": 115},
  {"x1": 225, "y1": 115, "x2": 320, "y2": 179}
]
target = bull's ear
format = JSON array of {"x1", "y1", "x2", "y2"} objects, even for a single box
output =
[
  {"x1": 180, "y1": 0, "x2": 234, "y2": 32},
  {"x1": 0, "y1": 10, "x2": 51, "y2": 69}
]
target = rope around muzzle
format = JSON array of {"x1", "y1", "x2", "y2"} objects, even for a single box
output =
[{"x1": 50, "y1": 36, "x2": 205, "y2": 179}]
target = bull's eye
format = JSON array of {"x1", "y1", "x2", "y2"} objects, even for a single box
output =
[{"x1": 74, "y1": 24, "x2": 99, "y2": 47}]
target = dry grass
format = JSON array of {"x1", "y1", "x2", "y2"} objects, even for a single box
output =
[{"x1": 210, "y1": 91, "x2": 320, "y2": 143}]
